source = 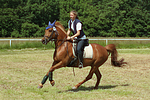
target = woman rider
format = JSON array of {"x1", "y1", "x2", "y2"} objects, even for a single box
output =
[{"x1": 67, "y1": 10, "x2": 88, "y2": 68}]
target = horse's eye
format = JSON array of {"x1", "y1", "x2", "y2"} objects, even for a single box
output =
[{"x1": 49, "y1": 30, "x2": 52, "y2": 32}]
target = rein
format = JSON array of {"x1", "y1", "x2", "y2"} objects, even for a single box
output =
[
  {"x1": 44, "y1": 28, "x2": 75, "y2": 60},
  {"x1": 55, "y1": 35, "x2": 67, "y2": 49},
  {"x1": 45, "y1": 26, "x2": 76, "y2": 76}
]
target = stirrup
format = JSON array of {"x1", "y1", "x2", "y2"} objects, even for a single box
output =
[{"x1": 79, "y1": 62, "x2": 83, "y2": 68}]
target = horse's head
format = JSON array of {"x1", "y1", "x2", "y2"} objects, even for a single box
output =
[{"x1": 42, "y1": 20, "x2": 59, "y2": 44}]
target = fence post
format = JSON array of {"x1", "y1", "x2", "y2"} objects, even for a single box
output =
[
  {"x1": 10, "y1": 40, "x2": 11, "y2": 47},
  {"x1": 106, "y1": 39, "x2": 108, "y2": 45}
]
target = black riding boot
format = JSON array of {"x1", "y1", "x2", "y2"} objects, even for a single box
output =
[{"x1": 78, "y1": 52, "x2": 83, "y2": 68}]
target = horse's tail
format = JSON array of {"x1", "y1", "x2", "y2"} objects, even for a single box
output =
[{"x1": 105, "y1": 44, "x2": 127, "y2": 67}]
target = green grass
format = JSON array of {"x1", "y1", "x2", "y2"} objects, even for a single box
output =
[
  {"x1": 118, "y1": 49, "x2": 150, "y2": 54},
  {"x1": 0, "y1": 41, "x2": 54, "y2": 49},
  {"x1": 0, "y1": 37, "x2": 150, "y2": 49},
  {"x1": 0, "y1": 49, "x2": 150, "y2": 100},
  {"x1": 89, "y1": 40, "x2": 150, "y2": 49}
]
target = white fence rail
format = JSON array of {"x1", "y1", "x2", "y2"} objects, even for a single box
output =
[
  {"x1": 0, "y1": 39, "x2": 41, "y2": 47},
  {"x1": 0, "y1": 39, "x2": 150, "y2": 47},
  {"x1": 89, "y1": 39, "x2": 150, "y2": 45}
]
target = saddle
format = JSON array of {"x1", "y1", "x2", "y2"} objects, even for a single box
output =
[
  {"x1": 72, "y1": 39, "x2": 93, "y2": 58},
  {"x1": 68, "y1": 39, "x2": 93, "y2": 67}
]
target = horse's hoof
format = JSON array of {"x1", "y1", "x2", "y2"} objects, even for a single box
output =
[
  {"x1": 72, "y1": 86, "x2": 78, "y2": 90},
  {"x1": 50, "y1": 80, "x2": 55, "y2": 86},
  {"x1": 37, "y1": 84, "x2": 43, "y2": 89}
]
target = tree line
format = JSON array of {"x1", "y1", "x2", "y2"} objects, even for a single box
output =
[{"x1": 0, "y1": 0, "x2": 150, "y2": 37}]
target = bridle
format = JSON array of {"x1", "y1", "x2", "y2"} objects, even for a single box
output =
[
  {"x1": 44, "y1": 27, "x2": 67, "y2": 49},
  {"x1": 44, "y1": 27, "x2": 73, "y2": 58},
  {"x1": 44, "y1": 29, "x2": 58, "y2": 44}
]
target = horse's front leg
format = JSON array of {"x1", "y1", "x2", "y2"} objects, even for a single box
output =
[{"x1": 38, "y1": 61, "x2": 64, "y2": 88}]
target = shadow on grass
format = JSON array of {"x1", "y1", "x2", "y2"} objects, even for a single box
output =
[{"x1": 58, "y1": 84, "x2": 129, "y2": 93}]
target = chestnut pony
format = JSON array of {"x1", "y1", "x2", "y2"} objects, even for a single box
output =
[{"x1": 38, "y1": 21, "x2": 126, "y2": 89}]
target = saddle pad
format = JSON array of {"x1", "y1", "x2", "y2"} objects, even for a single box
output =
[{"x1": 72, "y1": 44, "x2": 93, "y2": 59}]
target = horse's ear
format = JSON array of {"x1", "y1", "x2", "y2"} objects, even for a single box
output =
[
  {"x1": 52, "y1": 20, "x2": 56, "y2": 26},
  {"x1": 48, "y1": 21, "x2": 52, "y2": 25},
  {"x1": 48, "y1": 21, "x2": 51, "y2": 25}
]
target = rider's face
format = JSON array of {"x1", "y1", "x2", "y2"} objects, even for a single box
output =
[{"x1": 70, "y1": 12, "x2": 76, "y2": 21}]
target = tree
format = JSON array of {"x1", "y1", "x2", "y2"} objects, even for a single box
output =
[
  {"x1": 0, "y1": 8, "x2": 19, "y2": 37},
  {"x1": 0, "y1": 0, "x2": 150, "y2": 37}
]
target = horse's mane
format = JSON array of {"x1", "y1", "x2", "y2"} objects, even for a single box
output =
[{"x1": 55, "y1": 21, "x2": 67, "y2": 34}]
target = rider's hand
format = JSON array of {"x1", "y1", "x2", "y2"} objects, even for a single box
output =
[
  {"x1": 67, "y1": 36, "x2": 73, "y2": 40},
  {"x1": 67, "y1": 36, "x2": 71, "y2": 40}
]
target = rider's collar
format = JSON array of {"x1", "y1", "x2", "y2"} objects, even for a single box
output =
[{"x1": 71, "y1": 19, "x2": 75, "y2": 23}]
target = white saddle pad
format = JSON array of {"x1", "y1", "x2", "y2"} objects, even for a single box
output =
[{"x1": 72, "y1": 44, "x2": 93, "y2": 59}]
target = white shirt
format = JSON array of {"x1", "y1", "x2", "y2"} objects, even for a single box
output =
[
  {"x1": 68, "y1": 20, "x2": 82, "y2": 31},
  {"x1": 68, "y1": 20, "x2": 86, "y2": 39}
]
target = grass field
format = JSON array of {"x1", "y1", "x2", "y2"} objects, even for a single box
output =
[{"x1": 0, "y1": 49, "x2": 150, "y2": 100}]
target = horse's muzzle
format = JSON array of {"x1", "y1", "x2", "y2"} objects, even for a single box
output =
[{"x1": 41, "y1": 38, "x2": 47, "y2": 45}]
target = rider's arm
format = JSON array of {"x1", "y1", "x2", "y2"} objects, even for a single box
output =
[
  {"x1": 66, "y1": 29, "x2": 72, "y2": 40},
  {"x1": 67, "y1": 29, "x2": 71, "y2": 36},
  {"x1": 71, "y1": 22, "x2": 82, "y2": 39},
  {"x1": 67, "y1": 20, "x2": 71, "y2": 38},
  {"x1": 71, "y1": 30, "x2": 80, "y2": 39}
]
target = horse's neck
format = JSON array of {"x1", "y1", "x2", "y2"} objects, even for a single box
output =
[{"x1": 54, "y1": 29, "x2": 67, "y2": 48}]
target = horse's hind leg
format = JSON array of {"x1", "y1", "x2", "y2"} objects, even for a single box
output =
[
  {"x1": 94, "y1": 68, "x2": 102, "y2": 89},
  {"x1": 72, "y1": 67, "x2": 96, "y2": 89}
]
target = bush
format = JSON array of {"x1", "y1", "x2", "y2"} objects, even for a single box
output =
[
  {"x1": 33, "y1": 27, "x2": 45, "y2": 37},
  {"x1": 11, "y1": 29, "x2": 21, "y2": 38},
  {"x1": 21, "y1": 22, "x2": 40, "y2": 37}
]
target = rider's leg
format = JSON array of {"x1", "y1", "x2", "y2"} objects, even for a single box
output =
[
  {"x1": 78, "y1": 51, "x2": 83, "y2": 68},
  {"x1": 76, "y1": 40, "x2": 85, "y2": 68}
]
